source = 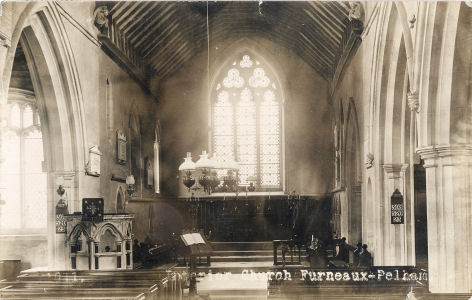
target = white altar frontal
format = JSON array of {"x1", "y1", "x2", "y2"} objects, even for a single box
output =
[{"x1": 65, "y1": 214, "x2": 134, "y2": 270}]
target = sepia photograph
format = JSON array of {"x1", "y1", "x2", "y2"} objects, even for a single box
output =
[{"x1": 0, "y1": 0, "x2": 471, "y2": 299}]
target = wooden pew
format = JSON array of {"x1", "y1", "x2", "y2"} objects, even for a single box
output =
[{"x1": 0, "y1": 268, "x2": 186, "y2": 299}]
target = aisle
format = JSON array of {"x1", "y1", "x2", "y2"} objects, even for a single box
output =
[{"x1": 196, "y1": 272, "x2": 268, "y2": 300}]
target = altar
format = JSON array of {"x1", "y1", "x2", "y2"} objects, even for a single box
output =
[{"x1": 65, "y1": 213, "x2": 134, "y2": 270}]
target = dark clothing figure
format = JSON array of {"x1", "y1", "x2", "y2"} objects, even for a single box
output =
[
  {"x1": 353, "y1": 242, "x2": 362, "y2": 266},
  {"x1": 308, "y1": 238, "x2": 328, "y2": 268},
  {"x1": 281, "y1": 243, "x2": 289, "y2": 266},
  {"x1": 358, "y1": 244, "x2": 372, "y2": 267},
  {"x1": 336, "y1": 237, "x2": 349, "y2": 263}
]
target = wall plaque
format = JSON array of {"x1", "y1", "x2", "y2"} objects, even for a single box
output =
[
  {"x1": 391, "y1": 189, "x2": 404, "y2": 224},
  {"x1": 145, "y1": 157, "x2": 153, "y2": 189},
  {"x1": 87, "y1": 145, "x2": 102, "y2": 177},
  {"x1": 117, "y1": 130, "x2": 127, "y2": 164},
  {"x1": 55, "y1": 198, "x2": 69, "y2": 233}
]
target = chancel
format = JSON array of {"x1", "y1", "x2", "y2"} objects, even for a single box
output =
[{"x1": 0, "y1": 1, "x2": 471, "y2": 299}]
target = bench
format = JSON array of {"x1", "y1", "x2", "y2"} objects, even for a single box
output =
[
  {"x1": 0, "y1": 268, "x2": 186, "y2": 299},
  {"x1": 0, "y1": 260, "x2": 21, "y2": 281}
]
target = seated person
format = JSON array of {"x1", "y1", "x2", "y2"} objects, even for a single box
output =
[
  {"x1": 335, "y1": 237, "x2": 349, "y2": 262},
  {"x1": 358, "y1": 244, "x2": 372, "y2": 267},
  {"x1": 307, "y1": 237, "x2": 328, "y2": 268},
  {"x1": 353, "y1": 242, "x2": 362, "y2": 266}
]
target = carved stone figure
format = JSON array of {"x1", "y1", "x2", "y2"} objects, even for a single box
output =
[
  {"x1": 93, "y1": 6, "x2": 110, "y2": 34},
  {"x1": 348, "y1": 2, "x2": 365, "y2": 22}
]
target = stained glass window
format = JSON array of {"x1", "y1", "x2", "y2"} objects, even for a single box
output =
[
  {"x1": 212, "y1": 54, "x2": 282, "y2": 189},
  {"x1": 0, "y1": 100, "x2": 47, "y2": 230}
]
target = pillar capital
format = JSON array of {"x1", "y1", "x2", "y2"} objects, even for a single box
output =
[
  {"x1": 417, "y1": 144, "x2": 472, "y2": 167},
  {"x1": 382, "y1": 163, "x2": 409, "y2": 179}
]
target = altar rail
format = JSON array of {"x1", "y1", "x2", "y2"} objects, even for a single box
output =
[
  {"x1": 186, "y1": 195, "x2": 332, "y2": 242},
  {"x1": 273, "y1": 239, "x2": 305, "y2": 265}
]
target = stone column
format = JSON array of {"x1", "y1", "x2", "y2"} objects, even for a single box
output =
[
  {"x1": 51, "y1": 176, "x2": 67, "y2": 270},
  {"x1": 92, "y1": 242, "x2": 98, "y2": 270},
  {"x1": 121, "y1": 240, "x2": 126, "y2": 269},
  {"x1": 418, "y1": 145, "x2": 472, "y2": 293},
  {"x1": 381, "y1": 163, "x2": 415, "y2": 266},
  {"x1": 349, "y1": 185, "x2": 362, "y2": 244}
]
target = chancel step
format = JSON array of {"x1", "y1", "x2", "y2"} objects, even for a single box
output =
[
  {"x1": 212, "y1": 250, "x2": 273, "y2": 256},
  {"x1": 211, "y1": 241, "x2": 273, "y2": 251},
  {"x1": 212, "y1": 255, "x2": 273, "y2": 262}
]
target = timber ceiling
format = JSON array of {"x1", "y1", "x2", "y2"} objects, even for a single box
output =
[{"x1": 104, "y1": 1, "x2": 351, "y2": 81}]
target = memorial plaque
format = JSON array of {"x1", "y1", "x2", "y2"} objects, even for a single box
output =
[
  {"x1": 55, "y1": 198, "x2": 69, "y2": 233},
  {"x1": 117, "y1": 130, "x2": 127, "y2": 165},
  {"x1": 391, "y1": 189, "x2": 404, "y2": 224}
]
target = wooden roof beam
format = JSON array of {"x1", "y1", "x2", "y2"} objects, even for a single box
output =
[
  {"x1": 152, "y1": 42, "x2": 189, "y2": 74},
  {"x1": 156, "y1": 47, "x2": 194, "y2": 79},
  {"x1": 310, "y1": 2, "x2": 346, "y2": 31},
  {"x1": 300, "y1": 25, "x2": 337, "y2": 57},
  {"x1": 299, "y1": 32, "x2": 334, "y2": 66},
  {"x1": 125, "y1": 4, "x2": 167, "y2": 39},
  {"x1": 120, "y1": 2, "x2": 157, "y2": 33},
  {"x1": 131, "y1": 3, "x2": 177, "y2": 46},
  {"x1": 140, "y1": 21, "x2": 181, "y2": 57},
  {"x1": 146, "y1": 31, "x2": 185, "y2": 60},
  {"x1": 303, "y1": 9, "x2": 341, "y2": 44}
]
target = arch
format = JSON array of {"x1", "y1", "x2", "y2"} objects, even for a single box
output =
[
  {"x1": 115, "y1": 186, "x2": 126, "y2": 213},
  {"x1": 1, "y1": 3, "x2": 87, "y2": 269},
  {"x1": 449, "y1": 3, "x2": 472, "y2": 145},
  {"x1": 208, "y1": 38, "x2": 288, "y2": 106},
  {"x1": 345, "y1": 98, "x2": 361, "y2": 183},
  {"x1": 128, "y1": 107, "x2": 142, "y2": 193},
  {"x1": 4, "y1": 3, "x2": 87, "y2": 170},
  {"x1": 67, "y1": 223, "x2": 91, "y2": 242},
  {"x1": 393, "y1": 2, "x2": 414, "y2": 88},
  {"x1": 383, "y1": 34, "x2": 409, "y2": 164},
  {"x1": 92, "y1": 223, "x2": 125, "y2": 241},
  {"x1": 343, "y1": 98, "x2": 362, "y2": 243},
  {"x1": 370, "y1": 4, "x2": 418, "y2": 267},
  {"x1": 209, "y1": 46, "x2": 286, "y2": 189}
]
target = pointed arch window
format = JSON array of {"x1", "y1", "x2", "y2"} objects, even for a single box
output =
[
  {"x1": 212, "y1": 54, "x2": 282, "y2": 189},
  {"x1": 0, "y1": 92, "x2": 47, "y2": 231}
]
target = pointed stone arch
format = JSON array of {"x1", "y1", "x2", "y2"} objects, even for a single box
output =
[
  {"x1": 115, "y1": 186, "x2": 126, "y2": 213},
  {"x1": 93, "y1": 223, "x2": 125, "y2": 242},
  {"x1": 67, "y1": 223, "x2": 91, "y2": 243},
  {"x1": 1, "y1": 3, "x2": 87, "y2": 269}
]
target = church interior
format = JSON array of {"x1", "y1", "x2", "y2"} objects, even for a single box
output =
[{"x1": 0, "y1": 1, "x2": 471, "y2": 299}]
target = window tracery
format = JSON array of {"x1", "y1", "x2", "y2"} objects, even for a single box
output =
[
  {"x1": 212, "y1": 53, "x2": 282, "y2": 189},
  {"x1": 1, "y1": 97, "x2": 47, "y2": 230}
]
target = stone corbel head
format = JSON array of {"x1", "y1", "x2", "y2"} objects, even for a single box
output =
[
  {"x1": 365, "y1": 152, "x2": 374, "y2": 169},
  {"x1": 348, "y1": 2, "x2": 365, "y2": 23},
  {"x1": 93, "y1": 6, "x2": 110, "y2": 34}
]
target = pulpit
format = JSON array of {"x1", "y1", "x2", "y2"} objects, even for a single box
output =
[{"x1": 65, "y1": 213, "x2": 134, "y2": 270}]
